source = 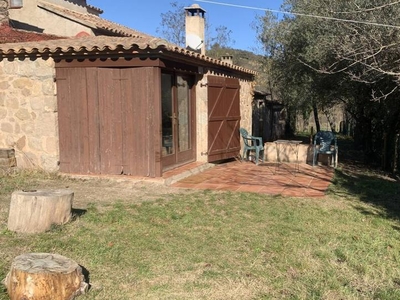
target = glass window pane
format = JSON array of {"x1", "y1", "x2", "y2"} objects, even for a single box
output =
[
  {"x1": 177, "y1": 76, "x2": 190, "y2": 152},
  {"x1": 161, "y1": 73, "x2": 174, "y2": 156}
]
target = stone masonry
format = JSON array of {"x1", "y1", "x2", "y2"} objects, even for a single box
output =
[
  {"x1": 0, "y1": 0, "x2": 8, "y2": 25},
  {"x1": 0, "y1": 58, "x2": 59, "y2": 171}
]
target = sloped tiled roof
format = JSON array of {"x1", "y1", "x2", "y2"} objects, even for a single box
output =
[
  {"x1": 0, "y1": 36, "x2": 163, "y2": 54},
  {"x1": 0, "y1": 35, "x2": 256, "y2": 75},
  {"x1": 38, "y1": 1, "x2": 145, "y2": 38},
  {"x1": 0, "y1": 24, "x2": 64, "y2": 44},
  {"x1": 2, "y1": 2, "x2": 256, "y2": 76}
]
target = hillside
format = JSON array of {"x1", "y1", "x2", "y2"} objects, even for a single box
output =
[{"x1": 206, "y1": 47, "x2": 271, "y2": 93}]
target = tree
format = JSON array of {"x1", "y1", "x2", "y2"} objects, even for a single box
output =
[
  {"x1": 258, "y1": 0, "x2": 400, "y2": 168},
  {"x1": 157, "y1": 2, "x2": 186, "y2": 47},
  {"x1": 282, "y1": 0, "x2": 400, "y2": 97},
  {"x1": 209, "y1": 25, "x2": 234, "y2": 49}
]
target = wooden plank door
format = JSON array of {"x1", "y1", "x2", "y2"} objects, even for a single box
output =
[
  {"x1": 97, "y1": 68, "x2": 125, "y2": 174},
  {"x1": 57, "y1": 67, "x2": 161, "y2": 176},
  {"x1": 207, "y1": 76, "x2": 241, "y2": 162},
  {"x1": 57, "y1": 68, "x2": 99, "y2": 173}
]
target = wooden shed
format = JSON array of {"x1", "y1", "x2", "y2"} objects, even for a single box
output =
[
  {"x1": 252, "y1": 90, "x2": 285, "y2": 143},
  {"x1": 0, "y1": 35, "x2": 255, "y2": 177}
]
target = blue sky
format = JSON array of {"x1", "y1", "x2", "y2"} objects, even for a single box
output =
[{"x1": 89, "y1": 0, "x2": 284, "y2": 52}]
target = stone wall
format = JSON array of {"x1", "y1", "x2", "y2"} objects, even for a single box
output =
[
  {"x1": 195, "y1": 73, "x2": 208, "y2": 162},
  {"x1": 239, "y1": 78, "x2": 253, "y2": 136},
  {"x1": 264, "y1": 142, "x2": 337, "y2": 166},
  {"x1": 0, "y1": 0, "x2": 8, "y2": 24},
  {"x1": 0, "y1": 57, "x2": 254, "y2": 171},
  {"x1": 9, "y1": 0, "x2": 94, "y2": 37},
  {"x1": 0, "y1": 57, "x2": 59, "y2": 171},
  {"x1": 264, "y1": 142, "x2": 313, "y2": 164}
]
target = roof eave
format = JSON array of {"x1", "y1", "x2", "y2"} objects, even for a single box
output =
[
  {"x1": 0, "y1": 41, "x2": 256, "y2": 77},
  {"x1": 158, "y1": 48, "x2": 256, "y2": 77}
]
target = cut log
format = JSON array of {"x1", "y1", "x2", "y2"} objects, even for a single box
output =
[
  {"x1": 4, "y1": 253, "x2": 87, "y2": 300},
  {"x1": 8, "y1": 189, "x2": 74, "y2": 233}
]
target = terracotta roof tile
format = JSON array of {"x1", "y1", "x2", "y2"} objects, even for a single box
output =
[
  {"x1": 86, "y1": 4, "x2": 103, "y2": 14},
  {"x1": 2, "y1": 3, "x2": 256, "y2": 76},
  {"x1": 0, "y1": 25, "x2": 64, "y2": 43},
  {"x1": 0, "y1": 35, "x2": 256, "y2": 75},
  {"x1": 0, "y1": 36, "x2": 163, "y2": 54}
]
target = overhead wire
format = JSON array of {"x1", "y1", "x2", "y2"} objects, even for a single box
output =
[
  {"x1": 333, "y1": 1, "x2": 400, "y2": 14},
  {"x1": 196, "y1": 0, "x2": 400, "y2": 29}
]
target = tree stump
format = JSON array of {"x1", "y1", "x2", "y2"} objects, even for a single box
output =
[
  {"x1": 4, "y1": 253, "x2": 87, "y2": 300},
  {"x1": 7, "y1": 189, "x2": 74, "y2": 233}
]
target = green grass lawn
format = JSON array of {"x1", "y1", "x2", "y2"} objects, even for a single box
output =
[{"x1": 0, "y1": 165, "x2": 399, "y2": 299}]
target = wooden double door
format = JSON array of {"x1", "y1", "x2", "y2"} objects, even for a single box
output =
[{"x1": 56, "y1": 66, "x2": 161, "y2": 176}]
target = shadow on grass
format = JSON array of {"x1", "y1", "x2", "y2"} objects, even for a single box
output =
[
  {"x1": 314, "y1": 134, "x2": 400, "y2": 222},
  {"x1": 71, "y1": 208, "x2": 87, "y2": 221},
  {"x1": 332, "y1": 165, "x2": 400, "y2": 222},
  {"x1": 80, "y1": 265, "x2": 91, "y2": 292}
]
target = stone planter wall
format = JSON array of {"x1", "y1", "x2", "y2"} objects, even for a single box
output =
[
  {"x1": 264, "y1": 142, "x2": 337, "y2": 166},
  {"x1": 264, "y1": 142, "x2": 313, "y2": 164}
]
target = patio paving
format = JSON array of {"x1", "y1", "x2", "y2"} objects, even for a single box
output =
[{"x1": 169, "y1": 160, "x2": 335, "y2": 197}]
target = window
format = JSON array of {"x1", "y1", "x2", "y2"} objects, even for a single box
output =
[
  {"x1": 161, "y1": 72, "x2": 195, "y2": 164},
  {"x1": 9, "y1": 0, "x2": 23, "y2": 8}
]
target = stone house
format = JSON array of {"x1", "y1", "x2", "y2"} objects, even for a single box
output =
[
  {"x1": 8, "y1": 0, "x2": 123, "y2": 37},
  {"x1": 0, "y1": 1, "x2": 255, "y2": 177}
]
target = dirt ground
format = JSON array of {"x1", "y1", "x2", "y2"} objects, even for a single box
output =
[{"x1": 0, "y1": 174, "x2": 195, "y2": 214}]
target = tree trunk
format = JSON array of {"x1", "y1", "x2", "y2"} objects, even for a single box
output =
[
  {"x1": 312, "y1": 102, "x2": 321, "y2": 132},
  {"x1": 4, "y1": 253, "x2": 87, "y2": 300},
  {"x1": 7, "y1": 189, "x2": 73, "y2": 233}
]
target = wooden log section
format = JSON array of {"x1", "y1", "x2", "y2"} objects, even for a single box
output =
[
  {"x1": 4, "y1": 253, "x2": 88, "y2": 300},
  {"x1": 8, "y1": 189, "x2": 74, "y2": 233}
]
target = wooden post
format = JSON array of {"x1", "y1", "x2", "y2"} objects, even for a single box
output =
[
  {"x1": 4, "y1": 253, "x2": 87, "y2": 300},
  {"x1": 8, "y1": 189, "x2": 73, "y2": 233}
]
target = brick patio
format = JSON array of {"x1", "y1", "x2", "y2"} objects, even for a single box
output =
[{"x1": 167, "y1": 160, "x2": 335, "y2": 198}]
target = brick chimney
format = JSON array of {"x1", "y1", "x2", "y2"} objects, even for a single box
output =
[
  {"x1": 220, "y1": 55, "x2": 233, "y2": 65},
  {"x1": 0, "y1": 0, "x2": 9, "y2": 25},
  {"x1": 184, "y1": 4, "x2": 206, "y2": 55}
]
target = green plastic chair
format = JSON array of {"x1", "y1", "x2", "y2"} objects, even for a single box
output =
[
  {"x1": 312, "y1": 131, "x2": 338, "y2": 167},
  {"x1": 239, "y1": 128, "x2": 264, "y2": 165}
]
